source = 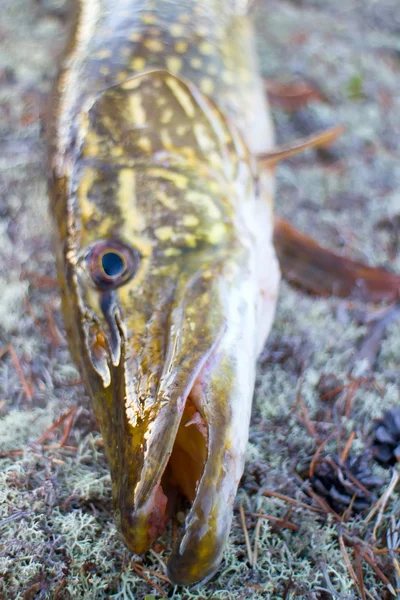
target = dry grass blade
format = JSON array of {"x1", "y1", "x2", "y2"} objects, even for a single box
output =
[{"x1": 239, "y1": 503, "x2": 254, "y2": 567}]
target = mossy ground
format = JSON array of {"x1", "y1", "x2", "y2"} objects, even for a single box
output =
[{"x1": 1, "y1": 1, "x2": 399, "y2": 598}]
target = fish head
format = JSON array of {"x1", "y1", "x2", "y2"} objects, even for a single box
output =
[{"x1": 53, "y1": 71, "x2": 278, "y2": 584}]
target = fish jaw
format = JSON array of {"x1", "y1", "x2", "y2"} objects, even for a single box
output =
[
  {"x1": 120, "y1": 261, "x2": 258, "y2": 584},
  {"x1": 61, "y1": 239, "x2": 265, "y2": 583}
]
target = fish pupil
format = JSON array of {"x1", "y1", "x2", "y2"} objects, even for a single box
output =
[{"x1": 101, "y1": 252, "x2": 125, "y2": 278}]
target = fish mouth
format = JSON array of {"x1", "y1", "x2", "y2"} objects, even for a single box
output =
[
  {"x1": 105, "y1": 322, "x2": 252, "y2": 587},
  {"x1": 114, "y1": 338, "x2": 233, "y2": 586},
  {"x1": 93, "y1": 261, "x2": 257, "y2": 585}
]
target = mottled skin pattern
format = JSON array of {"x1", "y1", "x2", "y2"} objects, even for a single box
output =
[{"x1": 48, "y1": 0, "x2": 280, "y2": 585}]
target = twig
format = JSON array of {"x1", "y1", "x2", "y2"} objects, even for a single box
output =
[
  {"x1": 309, "y1": 432, "x2": 336, "y2": 477},
  {"x1": 250, "y1": 513, "x2": 299, "y2": 531},
  {"x1": 239, "y1": 503, "x2": 254, "y2": 566},
  {"x1": 365, "y1": 469, "x2": 399, "y2": 539},
  {"x1": 260, "y1": 489, "x2": 323, "y2": 514},
  {"x1": 353, "y1": 544, "x2": 367, "y2": 600},
  {"x1": 134, "y1": 562, "x2": 170, "y2": 584},
  {"x1": 0, "y1": 345, "x2": 33, "y2": 401},
  {"x1": 149, "y1": 549, "x2": 168, "y2": 576},
  {"x1": 305, "y1": 488, "x2": 342, "y2": 522},
  {"x1": 339, "y1": 532, "x2": 364, "y2": 599},
  {"x1": 34, "y1": 405, "x2": 78, "y2": 446},
  {"x1": 253, "y1": 515, "x2": 262, "y2": 565},
  {"x1": 340, "y1": 431, "x2": 356, "y2": 464},
  {"x1": 294, "y1": 383, "x2": 319, "y2": 440},
  {"x1": 131, "y1": 563, "x2": 167, "y2": 597}
]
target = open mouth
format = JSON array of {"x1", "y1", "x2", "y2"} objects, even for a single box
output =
[{"x1": 133, "y1": 372, "x2": 209, "y2": 546}]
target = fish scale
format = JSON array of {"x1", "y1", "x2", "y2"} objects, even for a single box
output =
[{"x1": 48, "y1": 0, "x2": 280, "y2": 586}]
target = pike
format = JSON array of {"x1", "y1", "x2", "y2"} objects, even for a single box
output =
[{"x1": 47, "y1": 0, "x2": 400, "y2": 586}]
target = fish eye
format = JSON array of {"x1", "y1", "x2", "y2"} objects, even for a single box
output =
[{"x1": 86, "y1": 240, "x2": 140, "y2": 290}]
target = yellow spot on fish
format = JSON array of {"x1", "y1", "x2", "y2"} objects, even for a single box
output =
[
  {"x1": 155, "y1": 189, "x2": 178, "y2": 210},
  {"x1": 160, "y1": 128, "x2": 174, "y2": 150},
  {"x1": 78, "y1": 168, "x2": 97, "y2": 222},
  {"x1": 82, "y1": 130, "x2": 100, "y2": 158},
  {"x1": 128, "y1": 93, "x2": 146, "y2": 126},
  {"x1": 137, "y1": 137, "x2": 152, "y2": 153},
  {"x1": 144, "y1": 38, "x2": 164, "y2": 53},
  {"x1": 169, "y1": 23, "x2": 184, "y2": 37},
  {"x1": 100, "y1": 65, "x2": 110, "y2": 76},
  {"x1": 155, "y1": 226, "x2": 174, "y2": 241},
  {"x1": 165, "y1": 77, "x2": 195, "y2": 118},
  {"x1": 111, "y1": 146, "x2": 123, "y2": 157},
  {"x1": 166, "y1": 56, "x2": 182, "y2": 74},
  {"x1": 174, "y1": 41, "x2": 188, "y2": 53},
  {"x1": 122, "y1": 77, "x2": 142, "y2": 90},
  {"x1": 190, "y1": 57, "x2": 202, "y2": 69},
  {"x1": 129, "y1": 32, "x2": 141, "y2": 43},
  {"x1": 200, "y1": 77, "x2": 214, "y2": 95},
  {"x1": 180, "y1": 146, "x2": 197, "y2": 161},
  {"x1": 160, "y1": 107, "x2": 174, "y2": 124},
  {"x1": 131, "y1": 57, "x2": 146, "y2": 71},
  {"x1": 94, "y1": 49, "x2": 112, "y2": 59},
  {"x1": 176, "y1": 124, "x2": 188, "y2": 136},
  {"x1": 194, "y1": 123, "x2": 215, "y2": 153},
  {"x1": 199, "y1": 41, "x2": 214, "y2": 55},
  {"x1": 178, "y1": 13, "x2": 190, "y2": 23},
  {"x1": 164, "y1": 247, "x2": 181, "y2": 256},
  {"x1": 207, "y1": 222, "x2": 226, "y2": 245},
  {"x1": 141, "y1": 13, "x2": 156, "y2": 24},
  {"x1": 182, "y1": 214, "x2": 199, "y2": 227},
  {"x1": 147, "y1": 168, "x2": 188, "y2": 189},
  {"x1": 209, "y1": 152, "x2": 223, "y2": 170},
  {"x1": 186, "y1": 191, "x2": 221, "y2": 219},
  {"x1": 183, "y1": 233, "x2": 197, "y2": 247},
  {"x1": 116, "y1": 71, "x2": 129, "y2": 82}
]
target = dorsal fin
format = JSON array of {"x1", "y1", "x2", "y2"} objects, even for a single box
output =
[{"x1": 257, "y1": 125, "x2": 345, "y2": 167}]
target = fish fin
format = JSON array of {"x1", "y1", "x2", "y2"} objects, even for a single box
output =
[
  {"x1": 274, "y1": 218, "x2": 400, "y2": 303},
  {"x1": 257, "y1": 125, "x2": 345, "y2": 167}
]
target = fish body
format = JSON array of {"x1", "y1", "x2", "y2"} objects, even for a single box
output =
[{"x1": 48, "y1": 0, "x2": 280, "y2": 585}]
